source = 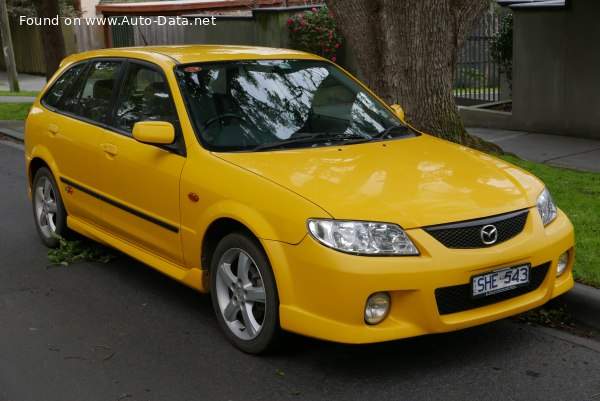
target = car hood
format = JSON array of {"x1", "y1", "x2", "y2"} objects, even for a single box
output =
[{"x1": 213, "y1": 135, "x2": 543, "y2": 229}]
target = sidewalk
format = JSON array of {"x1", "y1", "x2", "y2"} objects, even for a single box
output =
[
  {"x1": 0, "y1": 116, "x2": 598, "y2": 331},
  {"x1": 0, "y1": 71, "x2": 46, "y2": 91},
  {"x1": 468, "y1": 127, "x2": 600, "y2": 173},
  {"x1": 0, "y1": 71, "x2": 45, "y2": 104}
]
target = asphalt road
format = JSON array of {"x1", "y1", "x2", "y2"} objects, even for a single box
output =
[{"x1": 1, "y1": 140, "x2": 599, "y2": 401}]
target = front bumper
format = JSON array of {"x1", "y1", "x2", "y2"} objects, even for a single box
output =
[{"x1": 263, "y1": 207, "x2": 574, "y2": 343}]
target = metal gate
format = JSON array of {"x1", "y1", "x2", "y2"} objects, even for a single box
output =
[{"x1": 454, "y1": 10, "x2": 502, "y2": 105}]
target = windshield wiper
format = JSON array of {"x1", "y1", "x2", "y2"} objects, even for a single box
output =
[
  {"x1": 374, "y1": 124, "x2": 413, "y2": 140},
  {"x1": 252, "y1": 132, "x2": 368, "y2": 152}
]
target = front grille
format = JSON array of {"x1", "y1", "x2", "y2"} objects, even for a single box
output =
[
  {"x1": 423, "y1": 209, "x2": 529, "y2": 249},
  {"x1": 434, "y1": 262, "x2": 551, "y2": 315}
]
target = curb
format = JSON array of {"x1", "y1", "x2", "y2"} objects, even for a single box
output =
[
  {"x1": 0, "y1": 121, "x2": 25, "y2": 143},
  {"x1": 556, "y1": 283, "x2": 600, "y2": 331}
]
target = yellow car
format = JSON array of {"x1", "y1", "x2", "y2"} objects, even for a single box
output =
[{"x1": 25, "y1": 45, "x2": 574, "y2": 354}]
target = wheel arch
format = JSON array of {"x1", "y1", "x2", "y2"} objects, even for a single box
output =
[
  {"x1": 28, "y1": 157, "x2": 51, "y2": 186},
  {"x1": 27, "y1": 144, "x2": 60, "y2": 189},
  {"x1": 201, "y1": 217, "x2": 257, "y2": 273}
]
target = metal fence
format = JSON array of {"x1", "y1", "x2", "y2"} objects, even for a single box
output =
[{"x1": 454, "y1": 10, "x2": 501, "y2": 105}]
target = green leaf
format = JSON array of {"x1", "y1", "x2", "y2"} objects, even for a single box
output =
[{"x1": 45, "y1": 234, "x2": 118, "y2": 267}]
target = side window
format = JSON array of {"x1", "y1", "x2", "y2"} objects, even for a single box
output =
[
  {"x1": 42, "y1": 63, "x2": 87, "y2": 109},
  {"x1": 115, "y1": 63, "x2": 178, "y2": 134},
  {"x1": 61, "y1": 60, "x2": 122, "y2": 124}
]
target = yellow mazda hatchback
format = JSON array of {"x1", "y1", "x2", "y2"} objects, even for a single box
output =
[{"x1": 25, "y1": 45, "x2": 574, "y2": 353}]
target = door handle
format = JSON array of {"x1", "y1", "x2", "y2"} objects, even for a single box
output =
[
  {"x1": 100, "y1": 143, "x2": 119, "y2": 156},
  {"x1": 48, "y1": 124, "x2": 58, "y2": 135}
]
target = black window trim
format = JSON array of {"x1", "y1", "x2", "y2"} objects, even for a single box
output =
[
  {"x1": 40, "y1": 57, "x2": 127, "y2": 132},
  {"x1": 41, "y1": 60, "x2": 91, "y2": 111},
  {"x1": 40, "y1": 56, "x2": 186, "y2": 157},
  {"x1": 110, "y1": 58, "x2": 186, "y2": 157}
]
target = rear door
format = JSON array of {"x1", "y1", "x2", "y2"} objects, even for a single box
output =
[
  {"x1": 41, "y1": 60, "x2": 124, "y2": 226},
  {"x1": 97, "y1": 60, "x2": 186, "y2": 266}
]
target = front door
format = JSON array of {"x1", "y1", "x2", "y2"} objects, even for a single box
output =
[{"x1": 97, "y1": 61, "x2": 186, "y2": 265}]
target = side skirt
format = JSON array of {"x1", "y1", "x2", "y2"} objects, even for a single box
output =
[{"x1": 67, "y1": 215, "x2": 209, "y2": 293}]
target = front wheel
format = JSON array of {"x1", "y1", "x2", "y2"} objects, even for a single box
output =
[
  {"x1": 210, "y1": 232, "x2": 281, "y2": 354},
  {"x1": 32, "y1": 167, "x2": 69, "y2": 247}
]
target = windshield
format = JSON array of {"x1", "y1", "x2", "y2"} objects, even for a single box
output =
[{"x1": 175, "y1": 60, "x2": 416, "y2": 152}]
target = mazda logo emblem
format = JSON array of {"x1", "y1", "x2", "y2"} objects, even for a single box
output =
[{"x1": 480, "y1": 224, "x2": 498, "y2": 245}]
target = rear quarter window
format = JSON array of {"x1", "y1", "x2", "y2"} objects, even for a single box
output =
[{"x1": 42, "y1": 63, "x2": 88, "y2": 109}]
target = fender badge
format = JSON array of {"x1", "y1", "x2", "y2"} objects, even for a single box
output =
[{"x1": 65, "y1": 185, "x2": 74, "y2": 195}]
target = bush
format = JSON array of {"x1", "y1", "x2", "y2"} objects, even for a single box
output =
[
  {"x1": 454, "y1": 67, "x2": 486, "y2": 89},
  {"x1": 287, "y1": 7, "x2": 342, "y2": 63},
  {"x1": 489, "y1": 13, "x2": 513, "y2": 91}
]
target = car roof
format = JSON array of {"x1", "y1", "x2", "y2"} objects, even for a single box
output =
[{"x1": 66, "y1": 45, "x2": 322, "y2": 66}]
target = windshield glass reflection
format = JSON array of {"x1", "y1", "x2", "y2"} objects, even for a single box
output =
[{"x1": 175, "y1": 60, "x2": 415, "y2": 152}]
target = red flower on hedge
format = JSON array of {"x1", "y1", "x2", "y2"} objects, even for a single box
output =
[{"x1": 288, "y1": 6, "x2": 342, "y2": 64}]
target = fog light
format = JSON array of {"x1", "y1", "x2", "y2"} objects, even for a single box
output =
[
  {"x1": 365, "y1": 292, "x2": 390, "y2": 325},
  {"x1": 557, "y1": 251, "x2": 569, "y2": 277}
]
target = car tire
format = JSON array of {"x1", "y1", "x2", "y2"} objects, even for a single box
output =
[
  {"x1": 32, "y1": 167, "x2": 69, "y2": 248},
  {"x1": 210, "y1": 232, "x2": 281, "y2": 354}
]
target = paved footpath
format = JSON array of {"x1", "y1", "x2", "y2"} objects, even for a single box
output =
[
  {"x1": 0, "y1": 71, "x2": 46, "y2": 91},
  {"x1": 468, "y1": 127, "x2": 600, "y2": 173}
]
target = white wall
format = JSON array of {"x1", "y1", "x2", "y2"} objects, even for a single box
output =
[{"x1": 80, "y1": 0, "x2": 100, "y2": 17}]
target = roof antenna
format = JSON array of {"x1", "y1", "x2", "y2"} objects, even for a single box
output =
[{"x1": 138, "y1": 24, "x2": 148, "y2": 46}]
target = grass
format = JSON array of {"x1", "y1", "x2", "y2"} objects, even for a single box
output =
[
  {"x1": 0, "y1": 102, "x2": 33, "y2": 120},
  {"x1": 0, "y1": 90, "x2": 39, "y2": 97},
  {"x1": 501, "y1": 155, "x2": 600, "y2": 288}
]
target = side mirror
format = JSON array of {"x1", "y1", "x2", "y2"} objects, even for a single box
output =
[
  {"x1": 390, "y1": 104, "x2": 405, "y2": 121},
  {"x1": 132, "y1": 121, "x2": 175, "y2": 145}
]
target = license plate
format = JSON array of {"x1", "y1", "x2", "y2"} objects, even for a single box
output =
[{"x1": 471, "y1": 264, "x2": 530, "y2": 299}]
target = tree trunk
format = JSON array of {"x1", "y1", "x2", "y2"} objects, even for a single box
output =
[
  {"x1": 326, "y1": 0, "x2": 491, "y2": 147},
  {"x1": 32, "y1": 0, "x2": 66, "y2": 81},
  {"x1": 0, "y1": 0, "x2": 19, "y2": 92}
]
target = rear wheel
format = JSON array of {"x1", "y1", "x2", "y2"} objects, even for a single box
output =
[
  {"x1": 32, "y1": 167, "x2": 68, "y2": 247},
  {"x1": 210, "y1": 232, "x2": 280, "y2": 354}
]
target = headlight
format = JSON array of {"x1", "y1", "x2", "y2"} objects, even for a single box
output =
[
  {"x1": 307, "y1": 219, "x2": 419, "y2": 255},
  {"x1": 536, "y1": 187, "x2": 557, "y2": 226}
]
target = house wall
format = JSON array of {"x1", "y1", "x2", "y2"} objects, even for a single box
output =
[
  {"x1": 81, "y1": 0, "x2": 100, "y2": 17},
  {"x1": 512, "y1": 0, "x2": 600, "y2": 139}
]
